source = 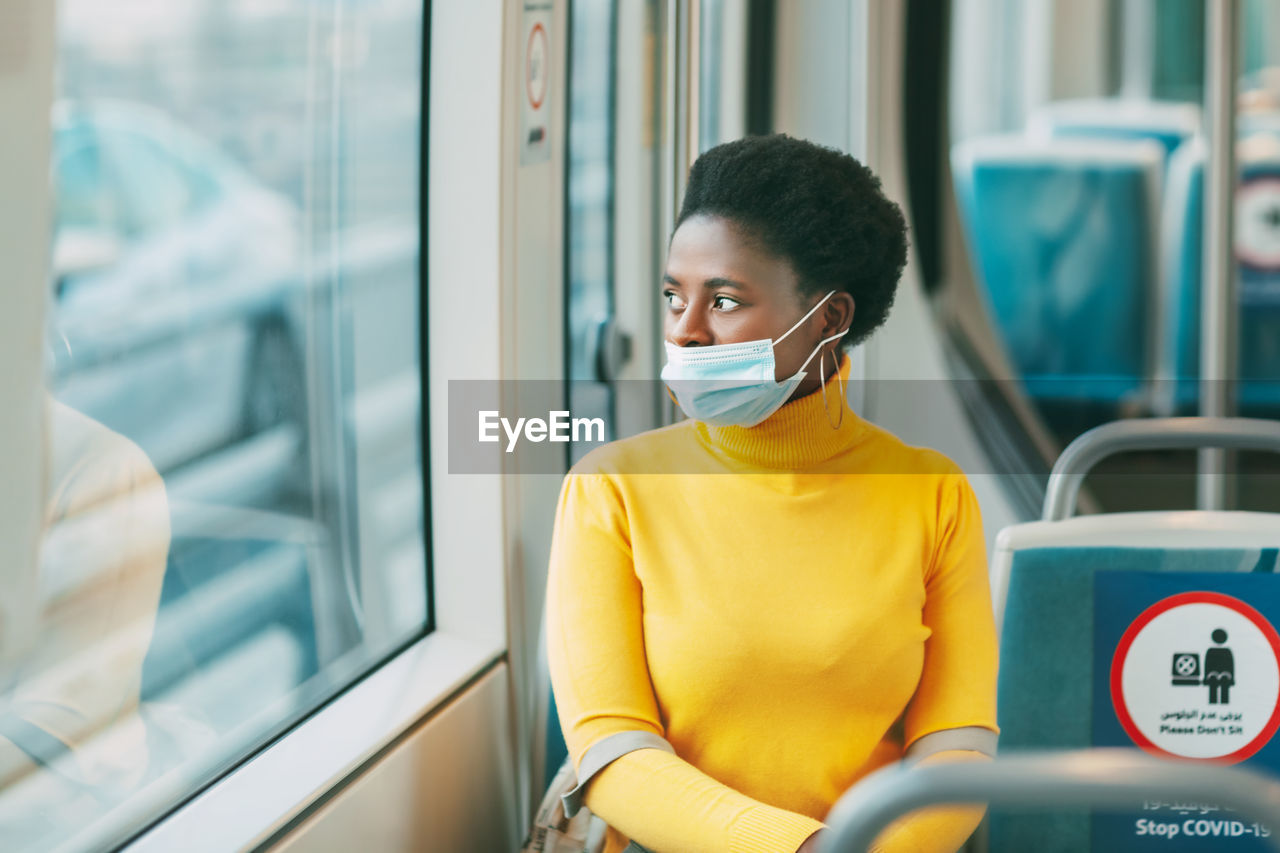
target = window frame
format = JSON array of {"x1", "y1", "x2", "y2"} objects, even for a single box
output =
[
  {"x1": 0, "y1": 1, "x2": 514, "y2": 850},
  {"x1": 123, "y1": 1, "x2": 520, "y2": 848}
]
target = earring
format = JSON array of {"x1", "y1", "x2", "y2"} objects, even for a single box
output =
[{"x1": 820, "y1": 347, "x2": 845, "y2": 430}]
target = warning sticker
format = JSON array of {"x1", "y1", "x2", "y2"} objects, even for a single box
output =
[
  {"x1": 1237, "y1": 178, "x2": 1280, "y2": 271},
  {"x1": 1093, "y1": 571, "x2": 1280, "y2": 851},
  {"x1": 520, "y1": 2, "x2": 552, "y2": 165},
  {"x1": 1111, "y1": 591, "x2": 1280, "y2": 761}
]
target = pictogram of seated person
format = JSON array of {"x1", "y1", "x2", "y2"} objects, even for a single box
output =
[{"x1": 1205, "y1": 628, "x2": 1235, "y2": 705}]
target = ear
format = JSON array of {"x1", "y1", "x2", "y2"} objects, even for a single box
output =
[{"x1": 821, "y1": 291, "x2": 855, "y2": 340}]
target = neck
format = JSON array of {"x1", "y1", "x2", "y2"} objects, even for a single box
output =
[{"x1": 697, "y1": 353, "x2": 864, "y2": 468}]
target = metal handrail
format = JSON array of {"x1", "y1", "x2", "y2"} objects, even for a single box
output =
[
  {"x1": 1042, "y1": 417, "x2": 1280, "y2": 521},
  {"x1": 820, "y1": 749, "x2": 1280, "y2": 853}
]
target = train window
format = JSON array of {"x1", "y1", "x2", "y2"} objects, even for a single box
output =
[
  {"x1": 1152, "y1": 0, "x2": 1280, "y2": 102},
  {"x1": 1, "y1": 1, "x2": 428, "y2": 850},
  {"x1": 566, "y1": 0, "x2": 619, "y2": 458},
  {"x1": 55, "y1": 137, "x2": 122, "y2": 235},
  {"x1": 106, "y1": 132, "x2": 210, "y2": 237},
  {"x1": 946, "y1": 0, "x2": 1280, "y2": 512}
]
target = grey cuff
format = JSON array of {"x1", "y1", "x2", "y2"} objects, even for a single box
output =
[
  {"x1": 905, "y1": 726, "x2": 998, "y2": 762},
  {"x1": 561, "y1": 730, "x2": 675, "y2": 817}
]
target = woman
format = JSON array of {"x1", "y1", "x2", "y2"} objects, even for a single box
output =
[{"x1": 546, "y1": 134, "x2": 998, "y2": 853}]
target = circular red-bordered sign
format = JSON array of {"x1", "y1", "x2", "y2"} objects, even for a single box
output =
[
  {"x1": 526, "y1": 23, "x2": 548, "y2": 110},
  {"x1": 1236, "y1": 178, "x2": 1280, "y2": 270},
  {"x1": 1110, "y1": 591, "x2": 1280, "y2": 763}
]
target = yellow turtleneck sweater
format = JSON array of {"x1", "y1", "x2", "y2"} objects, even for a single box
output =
[{"x1": 545, "y1": 363, "x2": 999, "y2": 853}]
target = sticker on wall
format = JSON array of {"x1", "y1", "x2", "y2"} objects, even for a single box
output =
[
  {"x1": 520, "y1": 2, "x2": 552, "y2": 165},
  {"x1": 1110, "y1": 591, "x2": 1280, "y2": 762},
  {"x1": 1237, "y1": 178, "x2": 1280, "y2": 272},
  {"x1": 1093, "y1": 571, "x2": 1280, "y2": 851}
]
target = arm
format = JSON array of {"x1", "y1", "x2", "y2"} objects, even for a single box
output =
[
  {"x1": 866, "y1": 749, "x2": 991, "y2": 853},
  {"x1": 546, "y1": 473, "x2": 824, "y2": 853},
  {"x1": 872, "y1": 472, "x2": 999, "y2": 853}
]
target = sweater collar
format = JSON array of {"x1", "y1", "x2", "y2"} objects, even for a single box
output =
[{"x1": 694, "y1": 355, "x2": 865, "y2": 469}]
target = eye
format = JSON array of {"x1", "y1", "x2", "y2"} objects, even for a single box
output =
[
  {"x1": 663, "y1": 289, "x2": 687, "y2": 310},
  {"x1": 713, "y1": 294, "x2": 742, "y2": 312}
]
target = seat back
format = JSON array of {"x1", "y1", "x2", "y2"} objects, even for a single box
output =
[
  {"x1": 1028, "y1": 98, "x2": 1201, "y2": 161},
  {"x1": 989, "y1": 510, "x2": 1280, "y2": 852},
  {"x1": 544, "y1": 689, "x2": 569, "y2": 792},
  {"x1": 952, "y1": 136, "x2": 1164, "y2": 410},
  {"x1": 1157, "y1": 132, "x2": 1280, "y2": 415}
]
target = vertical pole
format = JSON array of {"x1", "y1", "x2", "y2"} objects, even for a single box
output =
[
  {"x1": 1198, "y1": 0, "x2": 1239, "y2": 510},
  {"x1": 686, "y1": 0, "x2": 701, "y2": 162},
  {"x1": 658, "y1": 0, "x2": 678, "y2": 423},
  {"x1": 658, "y1": 0, "x2": 697, "y2": 425},
  {"x1": 1120, "y1": 0, "x2": 1155, "y2": 100}
]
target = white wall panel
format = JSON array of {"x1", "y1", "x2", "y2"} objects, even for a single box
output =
[{"x1": 271, "y1": 665, "x2": 518, "y2": 853}]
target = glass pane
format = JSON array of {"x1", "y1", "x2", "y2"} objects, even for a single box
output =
[
  {"x1": 566, "y1": 0, "x2": 618, "y2": 459},
  {"x1": 0, "y1": 1, "x2": 428, "y2": 849},
  {"x1": 947, "y1": 0, "x2": 1280, "y2": 512}
]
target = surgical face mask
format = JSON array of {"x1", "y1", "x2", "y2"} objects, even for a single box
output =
[{"x1": 661, "y1": 290, "x2": 848, "y2": 427}]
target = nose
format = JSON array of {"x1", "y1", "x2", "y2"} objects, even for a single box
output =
[{"x1": 668, "y1": 300, "x2": 713, "y2": 347}]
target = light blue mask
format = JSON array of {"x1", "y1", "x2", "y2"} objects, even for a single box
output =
[{"x1": 661, "y1": 290, "x2": 847, "y2": 427}]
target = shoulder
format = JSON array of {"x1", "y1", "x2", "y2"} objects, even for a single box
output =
[
  {"x1": 43, "y1": 400, "x2": 170, "y2": 587},
  {"x1": 854, "y1": 417, "x2": 966, "y2": 479},
  {"x1": 47, "y1": 400, "x2": 165, "y2": 520}
]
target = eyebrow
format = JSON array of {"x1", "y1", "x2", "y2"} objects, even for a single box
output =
[{"x1": 663, "y1": 273, "x2": 747, "y2": 291}]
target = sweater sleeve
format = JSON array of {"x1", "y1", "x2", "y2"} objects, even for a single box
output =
[
  {"x1": 880, "y1": 472, "x2": 998, "y2": 853},
  {"x1": 545, "y1": 473, "x2": 824, "y2": 853},
  {"x1": 904, "y1": 472, "x2": 999, "y2": 745}
]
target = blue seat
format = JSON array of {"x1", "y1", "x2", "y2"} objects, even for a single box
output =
[
  {"x1": 989, "y1": 511, "x2": 1280, "y2": 852},
  {"x1": 1157, "y1": 133, "x2": 1280, "y2": 415},
  {"x1": 535, "y1": 617, "x2": 569, "y2": 794},
  {"x1": 544, "y1": 688, "x2": 569, "y2": 792},
  {"x1": 986, "y1": 417, "x2": 1280, "y2": 852},
  {"x1": 952, "y1": 136, "x2": 1165, "y2": 410},
  {"x1": 1028, "y1": 98, "x2": 1201, "y2": 162}
]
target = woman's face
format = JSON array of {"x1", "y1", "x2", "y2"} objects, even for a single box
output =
[{"x1": 662, "y1": 215, "x2": 853, "y2": 397}]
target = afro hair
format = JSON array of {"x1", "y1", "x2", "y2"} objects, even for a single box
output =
[{"x1": 676, "y1": 134, "x2": 909, "y2": 346}]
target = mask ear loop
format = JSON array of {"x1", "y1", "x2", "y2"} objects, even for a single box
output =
[
  {"x1": 819, "y1": 344, "x2": 846, "y2": 430},
  {"x1": 774, "y1": 290, "x2": 837, "y2": 346}
]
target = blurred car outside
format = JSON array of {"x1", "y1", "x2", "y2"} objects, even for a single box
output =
[{"x1": 48, "y1": 98, "x2": 308, "y2": 486}]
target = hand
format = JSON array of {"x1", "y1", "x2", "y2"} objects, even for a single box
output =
[{"x1": 796, "y1": 828, "x2": 828, "y2": 853}]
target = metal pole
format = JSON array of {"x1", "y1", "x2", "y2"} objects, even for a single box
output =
[
  {"x1": 658, "y1": 0, "x2": 697, "y2": 426},
  {"x1": 686, "y1": 0, "x2": 701, "y2": 163},
  {"x1": 1120, "y1": 0, "x2": 1155, "y2": 100},
  {"x1": 658, "y1": 0, "x2": 680, "y2": 424},
  {"x1": 1198, "y1": 0, "x2": 1239, "y2": 510}
]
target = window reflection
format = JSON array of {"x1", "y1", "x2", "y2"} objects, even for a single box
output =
[
  {"x1": 566, "y1": 0, "x2": 618, "y2": 459},
  {"x1": 0, "y1": 401, "x2": 170, "y2": 847},
  {"x1": 948, "y1": 0, "x2": 1280, "y2": 510},
  {"x1": 1, "y1": 1, "x2": 428, "y2": 849}
]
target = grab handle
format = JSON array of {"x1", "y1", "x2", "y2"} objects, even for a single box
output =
[
  {"x1": 820, "y1": 749, "x2": 1280, "y2": 853},
  {"x1": 1043, "y1": 417, "x2": 1280, "y2": 521}
]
